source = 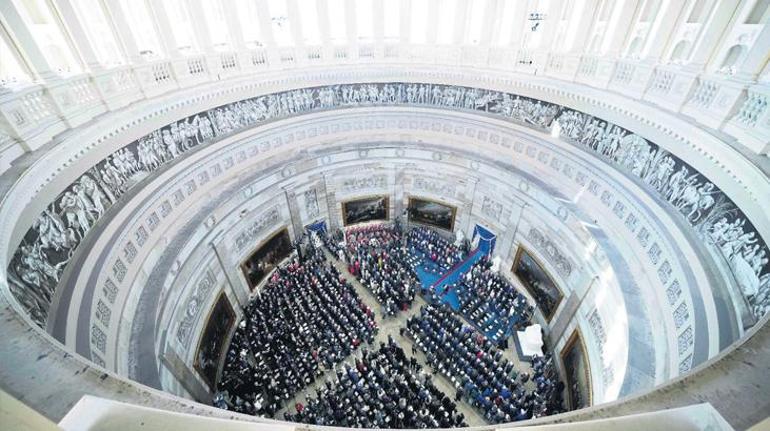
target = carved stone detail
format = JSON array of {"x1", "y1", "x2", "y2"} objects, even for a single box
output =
[{"x1": 527, "y1": 228, "x2": 573, "y2": 277}]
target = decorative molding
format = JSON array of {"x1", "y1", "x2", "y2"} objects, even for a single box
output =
[
  {"x1": 340, "y1": 174, "x2": 387, "y2": 193},
  {"x1": 480, "y1": 195, "x2": 504, "y2": 222},
  {"x1": 175, "y1": 270, "x2": 217, "y2": 344},
  {"x1": 233, "y1": 208, "x2": 281, "y2": 254},
  {"x1": 6, "y1": 80, "x2": 767, "y2": 332},
  {"x1": 412, "y1": 177, "x2": 455, "y2": 198},
  {"x1": 527, "y1": 227, "x2": 573, "y2": 278}
]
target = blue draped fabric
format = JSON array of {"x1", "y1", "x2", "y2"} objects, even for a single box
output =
[
  {"x1": 472, "y1": 224, "x2": 496, "y2": 254},
  {"x1": 306, "y1": 220, "x2": 327, "y2": 234}
]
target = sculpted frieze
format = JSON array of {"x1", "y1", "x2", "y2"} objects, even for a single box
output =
[{"x1": 7, "y1": 81, "x2": 768, "y2": 329}]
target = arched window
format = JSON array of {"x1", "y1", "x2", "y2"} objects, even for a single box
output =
[
  {"x1": 465, "y1": 0, "x2": 489, "y2": 45},
  {"x1": 116, "y1": 0, "x2": 162, "y2": 59},
  {"x1": 626, "y1": 36, "x2": 643, "y2": 58},
  {"x1": 200, "y1": 0, "x2": 231, "y2": 51},
  {"x1": 410, "y1": 0, "x2": 429, "y2": 43},
  {"x1": 687, "y1": 0, "x2": 710, "y2": 23},
  {"x1": 11, "y1": 0, "x2": 81, "y2": 74},
  {"x1": 267, "y1": 0, "x2": 293, "y2": 47},
  {"x1": 0, "y1": 30, "x2": 29, "y2": 85},
  {"x1": 719, "y1": 44, "x2": 747, "y2": 75},
  {"x1": 670, "y1": 40, "x2": 692, "y2": 64},
  {"x1": 356, "y1": 0, "x2": 374, "y2": 43},
  {"x1": 164, "y1": 0, "x2": 199, "y2": 53},
  {"x1": 383, "y1": 0, "x2": 400, "y2": 42},
  {"x1": 494, "y1": 0, "x2": 518, "y2": 46},
  {"x1": 745, "y1": 0, "x2": 770, "y2": 24},
  {"x1": 70, "y1": 0, "x2": 123, "y2": 66},
  {"x1": 297, "y1": 0, "x2": 321, "y2": 45},
  {"x1": 234, "y1": 0, "x2": 264, "y2": 48},
  {"x1": 327, "y1": 0, "x2": 347, "y2": 44}
]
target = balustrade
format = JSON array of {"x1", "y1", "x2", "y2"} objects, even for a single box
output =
[{"x1": 0, "y1": 44, "x2": 768, "y2": 175}]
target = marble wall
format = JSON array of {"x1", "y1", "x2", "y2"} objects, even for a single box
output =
[{"x1": 4, "y1": 82, "x2": 763, "y2": 407}]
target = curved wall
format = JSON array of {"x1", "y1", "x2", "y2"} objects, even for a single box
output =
[{"x1": 0, "y1": 66, "x2": 768, "y2": 428}]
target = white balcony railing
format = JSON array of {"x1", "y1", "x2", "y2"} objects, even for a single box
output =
[{"x1": 0, "y1": 44, "x2": 768, "y2": 174}]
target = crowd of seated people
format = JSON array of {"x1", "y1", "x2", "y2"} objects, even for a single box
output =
[
  {"x1": 450, "y1": 256, "x2": 535, "y2": 342},
  {"x1": 407, "y1": 226, "x2": 465, "y2": 275},
  {"x1": 216, "y1": 247, "x2": 378, "y2": 417},
  {"x1": 286, "y1": 336, "x2": 467, "y2": 428},
  {"x1": 336, "y1": 224, "x2": 419, "y2": 316},
  {"x1": 407, "y1": 303, "x2": 564, "y2": 423}
]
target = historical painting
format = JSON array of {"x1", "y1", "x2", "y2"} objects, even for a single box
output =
[
  {"x1": 561, "y1": 329, "x2": 592, "y2": 410},
  {"x1": 241, "y1": 228, "x2": 293, "y2": 290},
  {"x1": 513, "y1": 247, "x2": 564, "y2": 321},
  {"x1": 342, "y1": 196, "x2": 389, "y2": 225},
  {"x1": 194, "y1": 292, "x2": 236, "y2": 390},
  {"x1": 407, "y1": 197, "x2": 456, "y2": 231}
]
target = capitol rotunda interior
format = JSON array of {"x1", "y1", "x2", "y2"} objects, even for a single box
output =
[{"x1": 0, "y1": 0, "x2": 769, "y2": 430}]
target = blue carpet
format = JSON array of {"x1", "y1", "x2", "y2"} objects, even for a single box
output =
[
  {"x1": 428, "y1": 249, "x2": 483, "y2": 311},
  {"x1": 411, "y1": 248, "x2": 516, "y2": 341}
]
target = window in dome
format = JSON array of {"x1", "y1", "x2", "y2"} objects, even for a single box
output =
[
  {"x1": 162, "y1": 0, "x2": 198, "y2": 53},
  {"x1": 410, "y1": 0, "x2": 429, "y2": 43},
  {"x1": 686, "y1": 0, "x2": 710, "y2": 23},
  {"x1": 356, "y1": 0, "x2": 374, "y2": 43},
  {"x1": 437, "y1": 0, "x2": 458, "y2": 44},
  {"x1": 327, "y1": 0, "x2": 347, "y2": 44},
  {"x1": 494, "y1": 0, "x2": 518, "y2": 46},
  {"x1": 383, "y1": 0, "x2": 400, "y2": 41},
  {"x1": 234, "y1": 0, "x2": 264, "y2": 47},
  {"x1": 745, "y1": 0, "x2": 770, "y2": 23},
  {"x1": 0, "y1": 31, "x2": 29, "y2": 84},
  {"x1": 598, "y1": 0, "x2": 614, "y2": 21},
  {"x1": 70, "y1": 0, "x2": 123, "y2": 66},
  {"x1": 200, "y1": 0, "x2": 231, "y2": 50},
  {"x1": 465, "y1": 0, "x2": 488, "y2": 45},
  {"x1": 116, "y1": 0, "x2": 163, "y2": 59},
  {"x1": 267, "y1": 0, "x2": 293, "y2": 46},
  {"x1": 11, "y1": 0, "x2": 82, "y2": 73},
  {"x1": 298, "y1": 0, "x2": 321, "y2": 45},
  {"x1": 639, "y1": 0, "x2": 660, "y2": 22}
]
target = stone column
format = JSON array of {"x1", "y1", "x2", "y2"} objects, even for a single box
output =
[
  {"x1": 53, "y1": 0, "x2": 106, "y2": 71},
  {"x1": 286, "y1": 0, "x2": 304, "y2": 47},
  {"x1": 145, "y1": 1, "x2": 181, "y2": 58},
  {"x1": 372, "y1": 0, "x2": 384, "y2": 43},
  {"x1": 684, "y1": 0, "x2": 737, "y2": 71},
  {"x1": 452, "y1": 0, "x2": 469, "y2": 45},
  {"x1": 186, "y1": 0, "x2": 216, "y2": 53},
  {"x1": 323, "y1": 174, "x2": 340, "y2": 231},
  {"x1": 0, "y1": 1, "x2": 59, "y2": 80},
  {"x1": 426, "y1": 0, "x2": 439, "y2": 45},
  {"x1": 102, "y1": 0, "x2": 144, "y2": 63},
  {"x1": 507, "y1": 0, "x2": 532, "y2": 48},
  {"x1": 400, "y1": 0, "x2": 412, "y2": 43},
  {"x1": 603, "y1": 0, "x2": 642, "y2": 56},
  {"x1": 345, "y1": 0, "x2": 357, "y2": 44},
  {"x1": 283, "y1": 187, "x2": 304, "y2": 240},
  {"x1": 254, "y1": 0, "x2": 277, "y2": 58},
  {"x1": 734, "y1": 23, "x2": 770, "y2": 81},
  {"x1": 209, "y1": 239, "x2": 248, "y2": 309},
  {"x1": 393, "y1": 165, "x2": 407, "y2": 223},
  {"x1": 478, "y1": 0, "x2": 499, "y2": 47},
  {"x1": 567, "y1": 0, "x2": 601, "y2": 53},
  {"x1": 317, "y1": 0, "x2": 332, "y2": 45},
  {"x1": 220, "y1": 0, "x2": 246, "y2": 50},
  {"x1": 643, "y1": 0, "x2": 688, "y2": 61}
]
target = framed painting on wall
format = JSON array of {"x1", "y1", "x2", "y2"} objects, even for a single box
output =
[
  {"x1": 512, "y1": 246, "x2": 564, "y2": 321},
  {"x1": 407, "y1": 197, "x2": 457, "y2": 231},
  {"x1": 560, "y1": 329, "x2": 592, "y2": 410},
  {"x1": 240, "y1": 227, "x2": 293, "y2": 290},
  {"x1": 342, "y1": 195, "x2": 389, "y2": 225},
  {"x1": 194, "y1": 292, "x2": 236, "y2": 390}
]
